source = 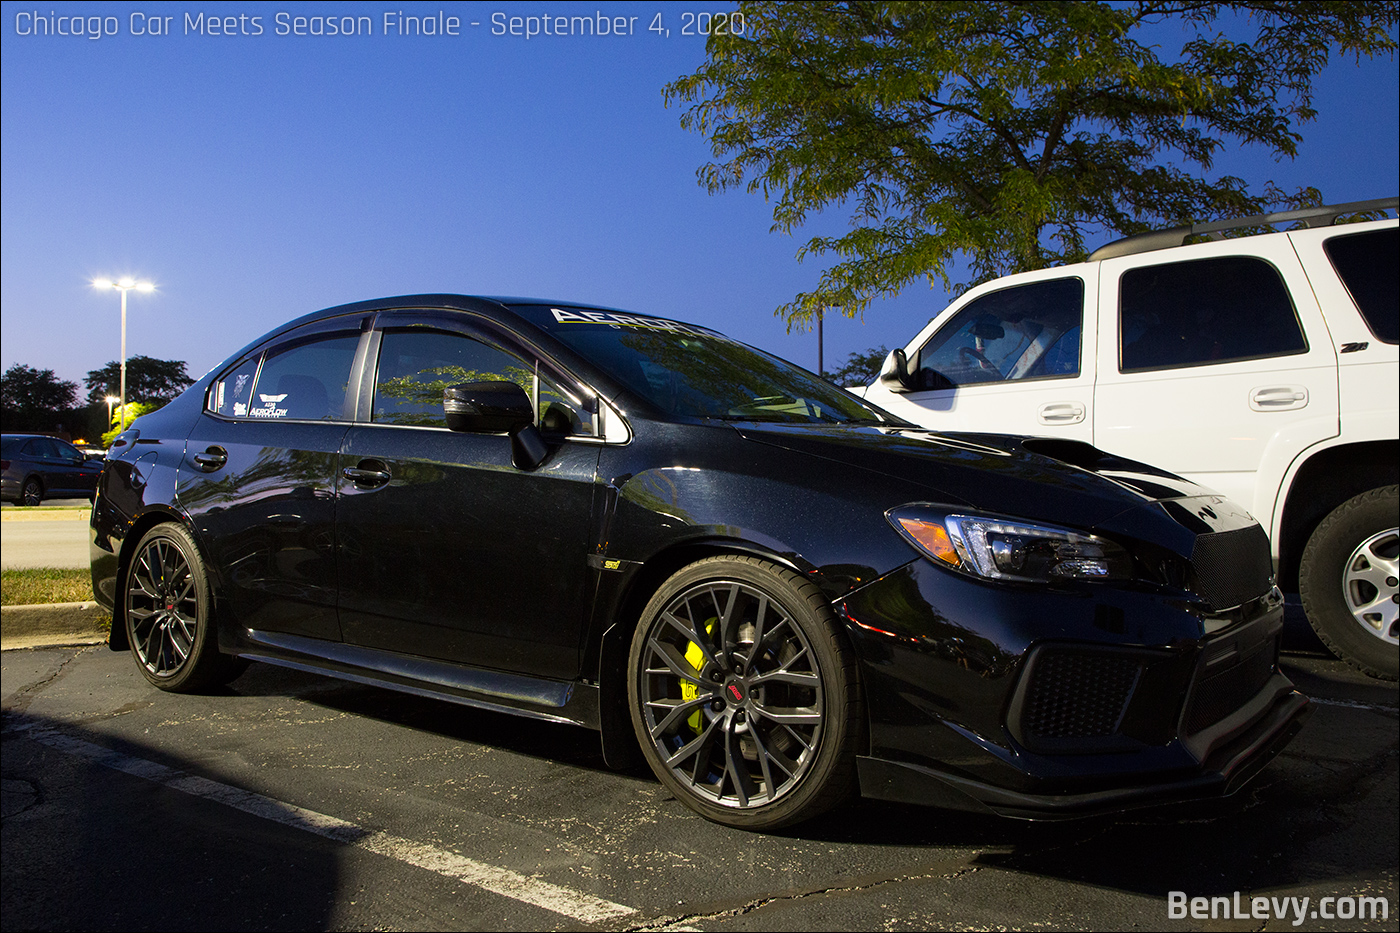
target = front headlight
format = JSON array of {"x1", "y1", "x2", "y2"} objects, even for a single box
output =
[{"x1": 887, "y1": 506, "x2": 1132, "y2": 584}]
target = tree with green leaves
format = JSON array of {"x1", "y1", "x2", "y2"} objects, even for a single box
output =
[
  {"x1": 84, "y1": 355, "x2": 194, "y2": 407},
  {"x1": 665, "y1": 1, "x2": 1398, "y2": 327},
  {"x1": 827, "y1": 345, "x2": 888, "y2": 386},
  {"x1": 1, "y1": 364, "x2": 79, "y2": 432}
]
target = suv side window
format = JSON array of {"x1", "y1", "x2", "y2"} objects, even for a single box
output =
[
  {"x1": 373, "y1": 329, "x2": 589, "y2": 434},
  {"x1": 916, "y1": 278, "x2": 1083, "y2": 387},
  {"x1": 1119, "y1": 256, "x2": 1307, "y2": 372},
  {"x1": 1324, "y1": 228, "x2": 1398, "y2": 344}
]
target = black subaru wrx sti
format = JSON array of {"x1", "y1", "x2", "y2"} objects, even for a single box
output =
[{"x1": 91, "y1": 295, "x2": 1310, "y2": 830}]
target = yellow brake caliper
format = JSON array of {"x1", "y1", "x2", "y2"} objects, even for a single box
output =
[{"x1": 680, "y1": 618, "x2": 717, "y2": 733}]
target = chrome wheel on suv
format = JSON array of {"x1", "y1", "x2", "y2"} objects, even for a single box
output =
[{"x1": 1301, "y1": 486, "x2": 1400, "y2": 681}]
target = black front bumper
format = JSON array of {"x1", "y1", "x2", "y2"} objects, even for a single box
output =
[
  {"x1": 839, "y1": 559, "x2": 1312, "y2": 819},
  {"x1": 856, "y1": 681, "x2": 1310, "y2": 819}
]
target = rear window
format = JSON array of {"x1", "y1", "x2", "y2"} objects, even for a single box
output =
[
  {"x1": 1119, "y1": 256, "x2": 1307, "y2": 372},
  {"x1": 1324, "y1": 228, "x2": 1398, "y2": 344}
]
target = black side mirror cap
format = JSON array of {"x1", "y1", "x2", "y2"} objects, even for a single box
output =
[{"x1": 444, "y1": 381, "x2": 535, "y2": 434}]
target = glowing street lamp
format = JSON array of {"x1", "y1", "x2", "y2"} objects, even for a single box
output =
[
  {"x1": 105, "y1": 394, "x2": 119, "y2": 430},
  {"x1": 93, "y1": 277, "x2": 154, "y2": 431}
]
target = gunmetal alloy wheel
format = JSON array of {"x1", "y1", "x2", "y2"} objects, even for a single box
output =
[
  {"x1": 21, "y1": 478, "x2": 42, "y2": 506},
  {"x1": 125, "y1": 523, "x2": 228, "y2": 692},
  {"x1": 1300, "y1": 486, "x2": 1399, "y2": 681},
  {"x1": 629, "y1": 556, "x2": 860, "y2": 829}
]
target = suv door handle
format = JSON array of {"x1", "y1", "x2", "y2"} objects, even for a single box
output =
[
  {"x1": 1037, "y1": 402, "x2": 1086, "y2": 425},
  {"x1": 192, "y1": 446, "x2": 228, "y2": 472},
  {"x1": 342, "y1": 461, "x2": 391, "y2": 488},
  {"x1": 1249, "y1": 386, "x2": 1309, "y2": 411}
]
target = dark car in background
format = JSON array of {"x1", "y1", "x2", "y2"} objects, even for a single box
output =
[
  {"x1": 91, "y1": 295, "x2": 1310, "y2": 830},
  {"x1": 2, "y1": 433, "x2": 103, "y2": 505}
]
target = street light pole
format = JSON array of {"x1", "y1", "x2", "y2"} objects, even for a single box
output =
[{"x1": 93, "y1": 277, "x2": 154, "y2": 432}]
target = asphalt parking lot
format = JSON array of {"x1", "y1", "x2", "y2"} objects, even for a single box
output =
[{"x1": 2, "y1": 611, "x2": 1395, "y2": 932}]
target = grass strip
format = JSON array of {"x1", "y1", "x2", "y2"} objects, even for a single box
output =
[{"x1": 2, "y1": 567, "x2": 95, "y2": 606}]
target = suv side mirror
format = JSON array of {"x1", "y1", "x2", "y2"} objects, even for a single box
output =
[
  {"x1": 444, "y1": 382, "x2": 534, "y2": 434},
  {"x1": 878, "y1": 349, "x2": 916, "y2": 393}
]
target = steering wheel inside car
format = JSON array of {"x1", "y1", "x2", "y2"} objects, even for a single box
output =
[{"x1": 958, "y1": 345, "x2": 999, "y2": 374}]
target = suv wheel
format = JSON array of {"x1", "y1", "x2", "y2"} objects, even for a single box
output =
[
  {"x1": 1299, "y1": 486, "x2": 1399, "y2": 681},
  {"x1": 21, "y1": 478, "x2": 42, "y2": 507}
]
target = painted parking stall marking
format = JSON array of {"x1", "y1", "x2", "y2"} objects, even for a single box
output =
[{"x1": 14, "y1": 721, "x2": 636, "y2": 925}]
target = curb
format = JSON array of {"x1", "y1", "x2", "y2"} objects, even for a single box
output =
[{"x1": 1, "y1": 601, "x2": 110, "y2": 650}]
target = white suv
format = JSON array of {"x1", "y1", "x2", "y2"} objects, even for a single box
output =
[{"x1": 860, "y1": 199, "x2": 1398, "y2": 679}]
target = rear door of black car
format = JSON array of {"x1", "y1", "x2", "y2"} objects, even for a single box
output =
[
  {"x1": 177, "y1": 314, "x2": 373, "y2": 642},
  {"x1": 334, "y1": 310, "x2": 601, "y2": 680}
]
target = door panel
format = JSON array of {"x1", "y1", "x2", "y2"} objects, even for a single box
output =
[
  {"x1": 334, "y1": 319, "x2": 601, "y2": 679},
  {"x1": 179, "y1": 417, "x2": 347, "y2": 640},
  {"x1": 1094, "y1": 241, "x2": 1339, "y2": 519},
  {"x1": 870, "y1": 269, "x2": 1097, "y2": 442}
]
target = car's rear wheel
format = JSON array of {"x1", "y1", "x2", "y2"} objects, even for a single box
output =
[
  {"x1": 1300, "y1": 486, "x2": 1398, "y2": 681},
  {"x1": 628, "y1": 556, "x2": 861, "y2": 830},
  {"x1": 21, "y1": 478, "x2": 42, "y2": 506},
  {"x1": 125, "y1": 523, "x2": 241, "y2": 692}
]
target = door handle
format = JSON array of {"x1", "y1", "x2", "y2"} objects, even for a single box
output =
[
  {"x1": 342, "y1": 462, "x2": 391, "y2": 488},
  {"x1": 1037, "y1": 402, "x2": 1086, "y2": 425},
  {"x1": 1249, "y1": 386, "x2": 1308, "y2": 411},
  {"x1": 192, "y1": 446, "x2": 228, "y2": 472}
]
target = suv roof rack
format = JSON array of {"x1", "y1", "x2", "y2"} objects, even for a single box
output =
[{"x1": 1088, "y1": 196, "x2": 1399, "y2": 261}]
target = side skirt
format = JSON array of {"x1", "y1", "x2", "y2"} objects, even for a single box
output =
[{"x1": 234, "y1": 628, "x2": 600, "y2": 730}]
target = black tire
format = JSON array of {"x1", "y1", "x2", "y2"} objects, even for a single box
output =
[
  {"x1": 124, "y1": 523, "x2": 240, "y2": 692},
  {"x1": 627, "y1": 555, "x2": 862, "y2": 830},
  {"x1": 1299, "y1": 486, "x2": 1398, "y2": 681},
  {"x1": 21, "y1": 478, "x2": 42, "y2": 507}
]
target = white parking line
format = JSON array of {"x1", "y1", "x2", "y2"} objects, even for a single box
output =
[{"x1": 19, "y1": 724, "x2": 637, "y2": 925}]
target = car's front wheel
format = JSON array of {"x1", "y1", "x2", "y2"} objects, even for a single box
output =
[
  {"x1": 124, "y1": 523, "x2": 242, "y2": 692},
  {"x1": 628, "y1": 556, "x2": 862, "y2": 830},
  {"x1": 1300, "y1": 486, "x2": 1398, "y2": 681}
]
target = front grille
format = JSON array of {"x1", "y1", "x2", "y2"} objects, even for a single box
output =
[
  {"x1": 1183, "y1": 640, "x2": 1277, "y2": 734},
  {"x1": 1190, "y1": 525, "x2": 1273, "y2": 610},
  {"x1": 1021, "y1": 651, "x2": 1143, "y2": 740}
]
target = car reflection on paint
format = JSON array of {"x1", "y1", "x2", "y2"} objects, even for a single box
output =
[{"x1": 91, "y1": 295, "x2": 1310, "y2": 830}]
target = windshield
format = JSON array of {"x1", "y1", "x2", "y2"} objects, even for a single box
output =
[{"x1": 512, "y1": 305, "x2": 892, "y2": 425}]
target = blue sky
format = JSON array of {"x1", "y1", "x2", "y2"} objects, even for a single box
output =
[{"x1": 2, "y1": 1, "x2": 1397, "y2": 394}]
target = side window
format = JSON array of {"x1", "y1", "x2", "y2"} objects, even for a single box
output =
[
  {"x1": 372, "y1": 329, "x2": 589, "y2": 434},
  {"x1": 916, "y1": 278, "x2": 1083, "y2": 387},
  {"x1": 23, "y1": 438, "x2": 55, "y2": 458},
  {"x1": 1119, "y1": 256, "x2": 1307, "y2": 372},
  {"x1": 1324, "y1": 228, "x2": 1398, "y2": 344},
  {"x1": 209, "y1": 354, "x2": 260, "y2": 417},
  {"x1": 248, "y1": 335, "x2": 360, "y2": 420}
]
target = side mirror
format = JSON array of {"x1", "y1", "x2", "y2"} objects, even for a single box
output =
[
  {"x1": 878, "y1": 349, "x2": 916, "y2": 393},
  {"x1": 443, "y1": 381, "x2": 551, "y2": 470},
  {"x1": 443, "y1": 382, "x2": 535, "y2": 434}
]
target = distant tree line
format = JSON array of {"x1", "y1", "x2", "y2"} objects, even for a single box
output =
[{"x1": 1, "y1": 355, "x2": 194, "y2": 441}]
